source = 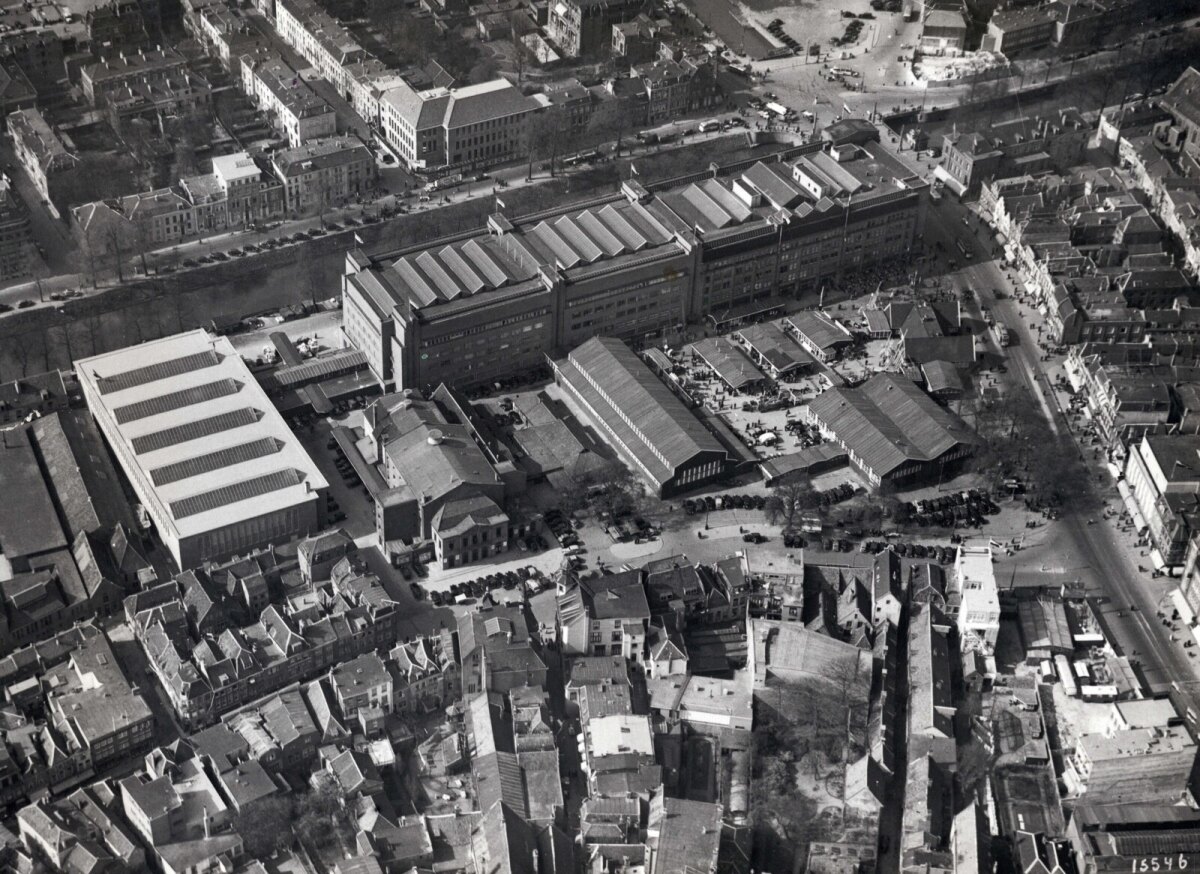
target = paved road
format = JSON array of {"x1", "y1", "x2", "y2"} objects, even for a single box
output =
[{"x1": 922, "y1": 196, "x2": 1200, "y2": 720}]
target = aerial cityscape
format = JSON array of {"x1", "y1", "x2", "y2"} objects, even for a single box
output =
[{"x1": 0, "y1": 0, "x2": 1197, "y2": 868}]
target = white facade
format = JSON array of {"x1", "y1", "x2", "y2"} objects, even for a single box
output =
[{"x1": 953, "y1": 546, "x2": 1000, "y2": 654}]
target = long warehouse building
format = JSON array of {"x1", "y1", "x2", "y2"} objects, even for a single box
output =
[
  {"x1": 342, "y1": 131, "x2": 928, "y2": 391},
  {"x1": 551, "y1": 336, "x2": 729, "y2": 497},
  {"x1": 76, "y1": 330, "x2": 329, "y2": 569}
]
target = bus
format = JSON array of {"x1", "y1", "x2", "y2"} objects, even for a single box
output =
[{"x1": 991, "y1": 322, "x2": 1011, "y2": 347}]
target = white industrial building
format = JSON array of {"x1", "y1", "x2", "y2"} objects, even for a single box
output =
[{"x1": 76, "y1": 330, "x2": 328, "y2": 569}]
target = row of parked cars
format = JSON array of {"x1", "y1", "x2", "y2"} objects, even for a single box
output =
[
  {"x1": 901, "y1": 489, "x2": 1000, "y2": 528},
  {"x1": 173, "y1": 218, "x2": 373, "y2": 270},
  {"x1": 779, "y1": 531, "x2": 959, "y2": 563},
  {"x1": 326, "y1": 438, "x2": 365, "y2": 496},
  {"x1": 544, "y1": 508, "x2": 581, "y2": 547},
  {"x1": 815, "y1": 483, "x2": 856, "y2": 506},
  {"x1": 683, "y1": 494, "x2": 768, "y2": 514},
  {"x1": 861, "y1": 541, "x2": 958, "y2": 562},
  {"x1": 424, "y1": 568, "x2": 540, "y2": 606}
]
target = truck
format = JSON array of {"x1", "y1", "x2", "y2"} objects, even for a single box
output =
[
  {"x1": 765, "y1": 102, "x2": 791, "y2": 118},
  {"x1": 991, "y1": 322, "x2": 1011, "y2": 347}
]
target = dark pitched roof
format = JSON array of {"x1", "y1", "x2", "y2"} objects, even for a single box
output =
[{"x1": 808, "y1": 373, "x2": 979, "y2": 478}]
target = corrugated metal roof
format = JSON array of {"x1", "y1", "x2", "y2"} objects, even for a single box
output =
[
  {"x1": 689, "y1": 337, "x2": 764, "y2": 391},
  {"x1": 786, "y1": 311, "x2": 852, "y2": 352},
  {"x1": 808, "y1": 372, "x2": 978, "y2": 478},
  {"x1": 271, "y1": 349, "x2": 367, "y2": 388},
  {"x1": 561, "y1": 338, "x2": 725, "y2": 487}
]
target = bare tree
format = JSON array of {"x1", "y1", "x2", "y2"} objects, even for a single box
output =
[
  {"x1": 80, "y1": 313, "x2": 104, "y2": 356},
  {"x1": 105, "y1": 225, "x2": 127, "y2": 284},
  {"x1": 23, "y1": 242, "x2": 49, "y2": 302},
  {"x1": 524, "y1": 106, "x2": 575, "y2": 179},
  {"x1": 510, "y1": 12, "x2": 534, "y2": 84},
  {"x1": 12, "y1": 330, "x2": 46, "y2": 377},
  {"x1": 764, "y1": 475, "x2": 821, "y2": 531},
  {"x1": 588, "y1": 97, "x2": 640, "y2": 158}
]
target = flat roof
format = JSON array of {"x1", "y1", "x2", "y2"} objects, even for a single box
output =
[
  {"x1": 587, "y1": 714, "x2": 654, "y2": 758},
  {"x1": 74, "y1": 331, "x2": 327, "y2": 543},
  {"x1": 955, "y1": 546, "x2": 999, "y2": 617},
  {"x1": 1114, "y1": 698, "x2": 1180, "y2": 729}
]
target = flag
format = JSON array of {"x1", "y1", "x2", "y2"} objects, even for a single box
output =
[
  {"x1": 495, "y1": 197, "x2": 506, "y2": 211},
  {"x1": 630, "y1": 163, "x2": 638, "y2": 177},
  {"x1": 353, "y1": 232, "x2": 363, "y2": 246},
  {"x1": 843, "y1": 103, "x2": 852, "y2": 114}
]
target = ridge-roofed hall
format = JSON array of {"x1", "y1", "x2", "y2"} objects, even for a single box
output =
[{"x1": 76, "y1": 330, "x2": 329, "y2": 569}]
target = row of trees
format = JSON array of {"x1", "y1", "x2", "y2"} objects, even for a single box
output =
[{"x1": 970, "y1": 382, "x2": 1096, "y2": 510}]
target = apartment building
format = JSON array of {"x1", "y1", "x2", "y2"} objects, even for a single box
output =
[
  {"x1": 0, "y1": 176, "x2": 30, "y2": 282},
  {"x1": 137, "y1": 560, "x2": 402, "y2": 725},
  {"x1": 212, "y1": 151, "x2": 286, "y2": 227},
  {"x1": 329, "y1": 652, "x2": 393, "y2": 720},
  {"x1": 241, "y1": 53, "x2": 337, "y2": 147},
  {"x1": 0, "y1": 626, "x2": 155, "y2": 816},
  {"x1": 984, "y1": 6, "x2": 1056, "y2": 54},
  {"x1": 1124, "y1": 434, "x2": 1200, "y2": 570},
  {"x1": 7, "y1": 108, "x2": 77, "y2": 218},
  {"x1": 274, "y1": 0, "x2": 367, "y2": 94},
  {"x1": 379, "y1": 78, "x2": 544, "y2": 172},
  {"x1": 271, "y1": 137, "x2": 375, "y2": 215},
  {"x1": 558, "y1": 570, "x2": 651, "y2": 660},
  {"x1": 73, "y1": 151, "x2": 287, "y2": 250},
  {"x1": 548, "y1": 0, "x2": 644, "y2": 57},
  {"x1": 634, "y1": 58, "x2": 720, "y2": 126},
  {"x1": 342, "y1": 134, "x2": 927, "y2": 392},
  {"x1": 951, "y1": 546, "x2": 1000, "y2": 656},
  {"x1": 940, "y1": 108, "x2": 1089, "y2": 193},
  {"x1": 197, "y1": 5, "x2": 262, "y2": 68},
  {"x1": 80, "y1": 46, "x2": 189, "y2": 106},
  {"x1": 1158, "y1": 66, "x2": 1200, "y2": 167},
  {"x1": 1070, "y1": 726, "x2": 1196, "y2": 805},
  {"x1": 457, "y1": 605, "x2": 547, "y2": 696}
]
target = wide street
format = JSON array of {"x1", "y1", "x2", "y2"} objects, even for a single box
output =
[{"x1": 921, "y1": 192, "x2": 1200, "y2": 719}]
